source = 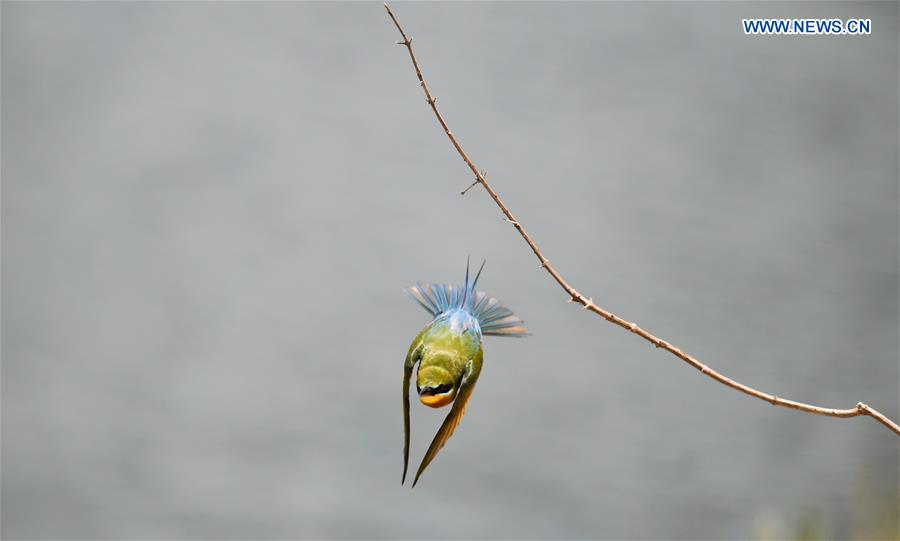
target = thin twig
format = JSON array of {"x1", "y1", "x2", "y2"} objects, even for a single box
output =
[
  {"x1": 461, "y1": 178, "x2": 480, "y2": 196},
  {"x1": 384, "y1": 3, "x2": 900, "y2": 436}
]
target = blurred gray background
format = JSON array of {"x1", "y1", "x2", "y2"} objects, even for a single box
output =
[{"x1": 3, "y1": 1, "x2": 898, "y2": 539}]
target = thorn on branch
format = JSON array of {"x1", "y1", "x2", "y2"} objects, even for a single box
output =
[
  {"x1": 460, "y1": 179, "x2": 479, "y2": 195},
  {"x1": 504, "y1": 218, "x2": 519, "y2": 226},
  {"x1": 427, "y1": 97, "x2": 437, "y2": 105},
  {"x1": 582, "y1": 298, "x2": 593, "y2": 309}
]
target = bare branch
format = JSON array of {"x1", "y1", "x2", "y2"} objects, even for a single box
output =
[{"x1": 383, "y1": 3, "x2": 900, "y2": 436}]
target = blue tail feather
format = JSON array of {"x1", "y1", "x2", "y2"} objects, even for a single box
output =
[{"x1": 403, "y1": 261, "x2": 529, "y2": 338}]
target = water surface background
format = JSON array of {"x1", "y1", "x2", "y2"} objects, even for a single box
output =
[{"x1": 3, "y1": 2, "x2": 898, "y2": 539}]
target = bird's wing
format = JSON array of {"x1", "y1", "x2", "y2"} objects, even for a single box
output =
[
  {"x1": 412, "y1": 349, "x2": 483, "y2": 487},
  {"x1": 402, "y1": 350, "x2": 416, "y2": 485}
]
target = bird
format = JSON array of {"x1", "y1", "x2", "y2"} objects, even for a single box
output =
[{"x1": 402, "y1": 258, "x2": 528, "y2": 486}]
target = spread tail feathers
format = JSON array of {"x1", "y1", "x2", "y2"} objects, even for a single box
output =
[{"x1": 404, "y1": 283, "x2": 529, "y2": 337}]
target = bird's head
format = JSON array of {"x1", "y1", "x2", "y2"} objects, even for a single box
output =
[{"x1": 416, "y1": 356, "x2": 459, "y2": 408}]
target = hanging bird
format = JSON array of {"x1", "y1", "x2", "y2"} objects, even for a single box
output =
[{"x1": 402, "y1": 259, "x2": 528, "y2": 487}]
